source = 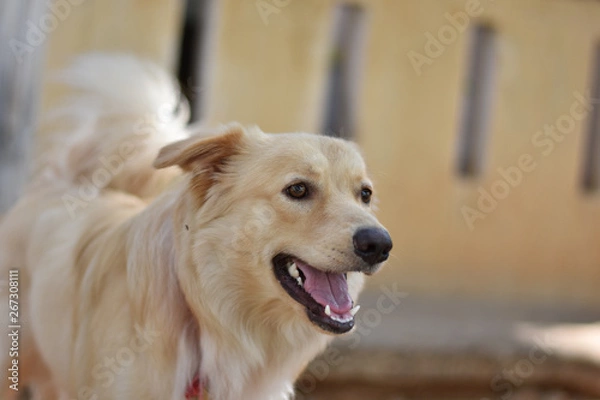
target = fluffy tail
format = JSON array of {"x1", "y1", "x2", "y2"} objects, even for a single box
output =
[{"x1": 36, "y1": 53, "x2": 190, "y2": 199}]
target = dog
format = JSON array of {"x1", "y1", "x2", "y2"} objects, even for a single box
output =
[{"x1": 0, "y1": 54, "x2": 392, "y2": 400}]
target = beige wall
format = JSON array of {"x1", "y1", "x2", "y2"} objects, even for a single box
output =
[
  {"x1": 39, "y1": 0, "x2": 185, "y2": 115},
  {"x1": 203, "y1": 0, "x2": 600, "y2": 308}
]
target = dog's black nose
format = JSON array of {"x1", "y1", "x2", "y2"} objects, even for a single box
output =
[{"x1": 353, "y1": 227, "x2": 393, "y2": 265}]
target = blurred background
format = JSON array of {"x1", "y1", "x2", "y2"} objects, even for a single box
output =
[{"x1": 1, "y1": 0, "x2": 600, "y2": 399}]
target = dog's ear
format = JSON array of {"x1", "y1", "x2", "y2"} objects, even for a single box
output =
[{"x1": 153, "y1": 124, "x2": 245, "y2": 172}]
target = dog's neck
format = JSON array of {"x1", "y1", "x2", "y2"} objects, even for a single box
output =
[{"x1": 123, "y1": 190, "x2": 202, "y2": 398}]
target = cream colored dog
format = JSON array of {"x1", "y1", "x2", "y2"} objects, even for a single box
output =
[{"x1": 0, "y1": 55, "x2": 392, "y2": 400}]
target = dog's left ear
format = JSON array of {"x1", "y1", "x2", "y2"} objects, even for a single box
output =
[{"x1": 153, "y1": 124, "x2": 246, "y2": 172}]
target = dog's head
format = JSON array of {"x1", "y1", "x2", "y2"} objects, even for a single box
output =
[{"x1": 154, "y1": 124, "x2": 392, "y2": 335}]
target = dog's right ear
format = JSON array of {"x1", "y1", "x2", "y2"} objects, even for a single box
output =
[{"x1": 153, "y1": 124, "x2": 245, "y2": 172}]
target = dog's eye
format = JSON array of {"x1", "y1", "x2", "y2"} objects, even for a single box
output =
[
  {"x1": 286, "y1": 183, "x2": 308, "y2": 199},
  {"x1": 360, "y1": 188, "x2": 372, "y2": 204}
]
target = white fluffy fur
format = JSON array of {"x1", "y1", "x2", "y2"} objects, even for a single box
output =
[{"x1": 0, "y1": 54, "x2": 388, "y2": 400}]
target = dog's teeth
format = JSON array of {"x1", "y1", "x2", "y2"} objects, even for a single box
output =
[
  {"x1": 288, "y1": 263, "x2": 300, "y2": 279},
  {"x1": 331, "y1": 314, "x2": 352, "y2": 323},
  {"x1": 296, "y1": 277, "x2": 303, "y2": 286},
  {"x1": 324, "y1": 305, "x2": 331, "y2": 317},
  {"x1": 350, "y1": 305, "x2": 360, "y2": 316}
]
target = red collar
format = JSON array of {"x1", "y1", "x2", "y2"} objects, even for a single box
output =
[{"x1": 185, "y1": 374, "x2": 204, "y2": 399}]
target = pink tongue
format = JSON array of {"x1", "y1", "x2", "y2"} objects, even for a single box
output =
[{"x1": 295, "y1": 260, "x2": 353, "y2": 314}]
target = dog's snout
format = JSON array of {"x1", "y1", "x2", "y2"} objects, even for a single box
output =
[{"x1": 353, "y1": 227, "x2": 393, "y2": 265}]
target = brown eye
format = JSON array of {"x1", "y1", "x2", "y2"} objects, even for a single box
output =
[
  {"x1": 286, "y1": 183, "x2": 308, "y2": 199},
  {"x1": 361, "y1": 188, "x2": 372, "y2": 204}
]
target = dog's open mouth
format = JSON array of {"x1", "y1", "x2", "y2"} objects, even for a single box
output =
[{"x1": 273, "y1": 254, "x2": 359, "y2": 334}]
